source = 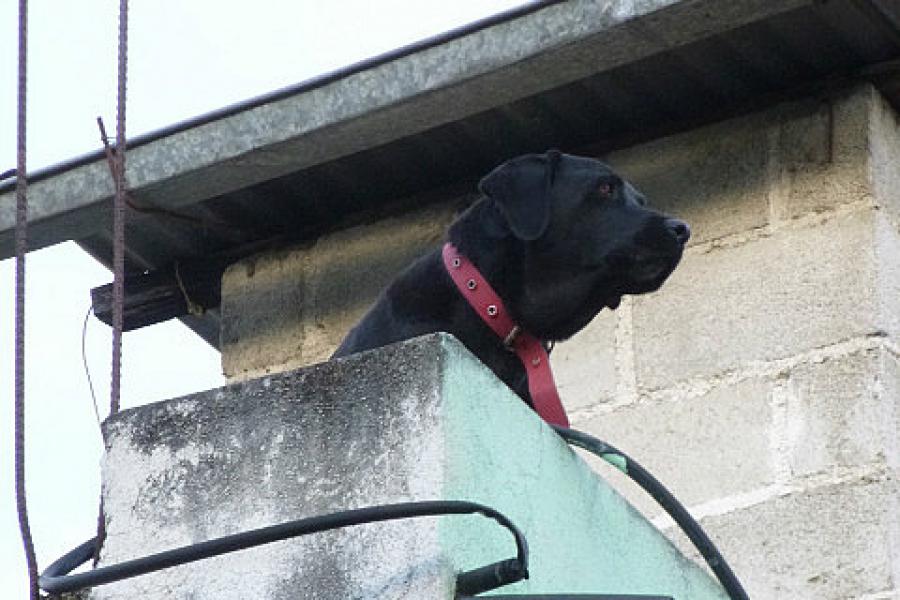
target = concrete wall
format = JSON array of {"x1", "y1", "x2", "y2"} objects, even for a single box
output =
[
  {"x1": 573, "y1": 85, "x2": 900, "y2": 600},
  {"x1": 220, "y1": 84, "x2": 900, "y2": 598},
  {"x1": 93, "y1": 334, "x2": 725, "y2": 599},
  {"x1": 221, "y1": 200, "x2": 462, "y2": 380}
]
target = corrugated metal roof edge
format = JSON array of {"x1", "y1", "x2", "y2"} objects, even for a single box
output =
[{"x1": 0, "y1": 0, "x2": 566, "y2": 195}]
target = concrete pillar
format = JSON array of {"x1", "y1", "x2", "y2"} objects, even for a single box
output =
[{"x1": 92, "y1": 334, "x2": 725, "y2": 599}]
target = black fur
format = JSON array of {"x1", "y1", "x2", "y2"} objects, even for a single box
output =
[{"x1": 333, "y1": 151, "x2": 690, "y2": 407}]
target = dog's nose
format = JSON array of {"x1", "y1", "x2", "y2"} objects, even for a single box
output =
[{"x1": 664, "y1": 218, "x2": 691, "y2": 245}]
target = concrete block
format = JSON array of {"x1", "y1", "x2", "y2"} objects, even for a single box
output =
[
  {"x1": 609, "y1": 107, "x2": 770, "y2": 245},
  {"x1": 551, "y1": 308, "x2": 618, "y2": 411},
  {"x1": 883, "y1": 351, "x2": 900, "y2": 473},
  {"x1": 573, "y1": 346, "x2": 898, "y2": 518},
  {"x1": 93, "y1": 333, "x2": 727, "y2": 600},
  {"x1": 776, "y1": 87, "x2": 873, "y2": 220},
  {"x1": 578, "y1": 376, "x2": 776, "y2": 517},
  {"x1": 785, "y1": 348, "x2": 895, "y2": 479},
  {"x1": 297, "y1": 203, "x2": 457, "y2": 363},
  {"x1": 633, "y1": 208, "x2": 880, "y2": 389},
  {"x1": 221, "y1": 202, "x2": 457, "y2": 380},
  {"x1": 865, "y1": 87, "x2": 900, "y2": 222},
  {"x1": 220, "y1": 245, "x2": 309, "y2": 379},
  {"x1": 609, "y1": 86, "x2": 880, "y2": 244},
  {"x1": 876, "y1": 214, "x2": 900, "y2": 341},
  {"x1": 667, "y1": 476, "x2": 900, "y2": 600},
  {"x1": 871, "y1": 91, "x2": 900, "y2": 340}
]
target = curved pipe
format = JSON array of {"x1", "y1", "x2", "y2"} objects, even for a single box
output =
[
  {"x1": 553, "y1": 426, "x2": 749, "y2": 600},
  {"x1": 40, "y1": 500, "x2": 528, "y2": 595}
]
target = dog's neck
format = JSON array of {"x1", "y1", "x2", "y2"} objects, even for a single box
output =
[
  {"x1": 447, "y1": 197, "x2": 614, "y2": 342},
  {"x1": 447, "y1": 198, "x2": 523, "y2": 308},
  {"x1": 441, "y1": 242, "x2": 569, "y2": 427}
]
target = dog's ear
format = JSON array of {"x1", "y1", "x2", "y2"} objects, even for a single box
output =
[{"x1": 478, "y1": 150, "x2": 562, "y2": 241}]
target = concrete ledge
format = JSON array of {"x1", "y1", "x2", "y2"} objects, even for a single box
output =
[{"x1": 93, "y1": 333, "x2": 726, "y2": 599}]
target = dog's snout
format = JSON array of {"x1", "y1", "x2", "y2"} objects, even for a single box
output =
[{"x1": 664, "y1": 218, "x2": 691, "y2": 245}]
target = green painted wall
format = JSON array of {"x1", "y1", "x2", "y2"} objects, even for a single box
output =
[{"x1": 436, "y1": 335, "x2": 727, "y2": 599}]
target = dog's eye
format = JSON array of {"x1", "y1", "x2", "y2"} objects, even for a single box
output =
[{"x1": 598, "y1": 179, "x2": 617, "y2": 197}]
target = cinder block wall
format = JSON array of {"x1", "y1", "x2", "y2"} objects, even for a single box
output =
[
  {"x1": 221, "y1": 201, "x2": 462, "y2": 380},
  {"x1": 570, "y1": 85, "x2": 900, "y2": 599},
  {"x1": 220, "y1": 84, "x2": 900, "y2": 599}
]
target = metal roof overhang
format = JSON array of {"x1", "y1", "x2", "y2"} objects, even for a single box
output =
[{"x1": 1, "y1": 0, "x2": 898, "y2": 347}]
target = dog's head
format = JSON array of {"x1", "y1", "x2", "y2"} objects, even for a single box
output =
[{"x1": 460, "y1": 150, "x2": 689, "y2": 341}]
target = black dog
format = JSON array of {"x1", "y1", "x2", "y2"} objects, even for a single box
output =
[{"x1": 333, "y1": 151, "x2": 689, "y2": 407}]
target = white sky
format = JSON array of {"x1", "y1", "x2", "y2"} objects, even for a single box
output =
[{"x1": 1, "y1": 1, "x2": 527, "y2": 596}]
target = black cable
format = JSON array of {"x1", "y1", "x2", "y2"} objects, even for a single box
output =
[
  {"x1": 39, "y1": 500, "x2": 527, "y2": 595},
  {"x1": 81, "y1": 304, "x2": 102, "y2": 429},
  {"x1": 552, "y1": 426, "x2": 749, "y2": 600}
]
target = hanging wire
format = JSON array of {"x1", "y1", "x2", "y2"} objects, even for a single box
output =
[
  {"x1": 14, "y1": 0, "x2": 40, "y2": 597},
  {"x1": 82, "y1": 306, "x2": 103, "y2": 429},
  {"x1": 110, "y1": 0, "x2": 129, "y2": 416}
]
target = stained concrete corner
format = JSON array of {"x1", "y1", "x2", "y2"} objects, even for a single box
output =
[
  {"x1": 93, "y1": 333, "x2": 726, "y2": 599},
  {"x1": 96, "y1": 334, "x2": 454, "y2": 600}
]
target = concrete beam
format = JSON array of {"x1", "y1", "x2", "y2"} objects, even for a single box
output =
[{"x1": 0, "y1": 0, "x2": 811, "y2": 258}]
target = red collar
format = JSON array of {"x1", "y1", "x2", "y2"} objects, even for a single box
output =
[{"x1": 442, "y1": 243, "x2": 570, "y2": 428}]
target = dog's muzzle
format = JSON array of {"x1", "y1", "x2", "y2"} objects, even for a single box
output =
[{"x1": 608, "y1": 217, "x2": 690, "y2": 293}]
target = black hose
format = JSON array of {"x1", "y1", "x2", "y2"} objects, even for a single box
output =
[
  {"x1": 552, "y1": 426, "x2": 749, "y2": 600},
  {"x1": 39, "y1": 500, "x2": 528, "y2": 595}
]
